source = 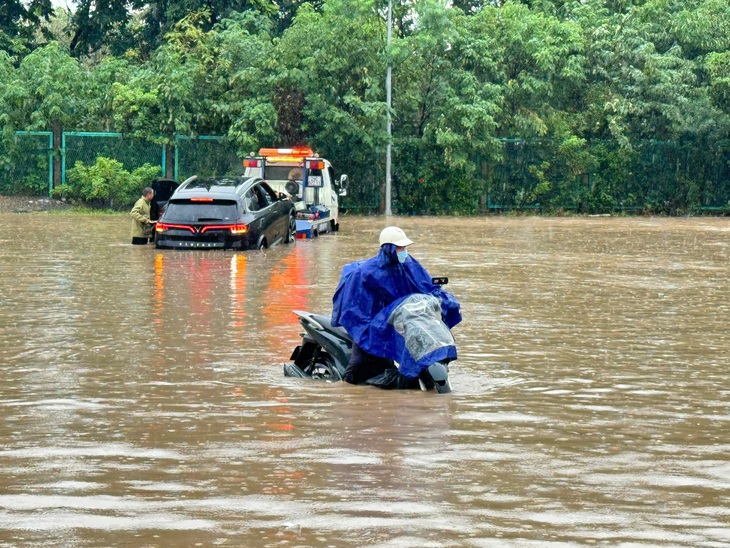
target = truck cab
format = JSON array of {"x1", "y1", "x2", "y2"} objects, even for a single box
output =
[{"x1": 242, "y1": 147, "x2": 348, "y2": 237}]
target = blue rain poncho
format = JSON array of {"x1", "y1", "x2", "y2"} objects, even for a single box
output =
[{"x1": 331, "y1": 244, "x2": 461, "y2": 377}]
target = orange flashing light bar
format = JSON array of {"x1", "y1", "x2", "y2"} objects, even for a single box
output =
[{"x1": 259, "y1": 147, "x2": 314, "y2": 158}]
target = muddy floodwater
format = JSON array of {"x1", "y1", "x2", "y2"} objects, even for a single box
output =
[{"x1": 0, "y1": 214, "x2": 728, "y2": 547}]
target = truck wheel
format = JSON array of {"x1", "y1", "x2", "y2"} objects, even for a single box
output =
[{"x1": 331, "y1": 220, "x2": 339, "y2": 232}]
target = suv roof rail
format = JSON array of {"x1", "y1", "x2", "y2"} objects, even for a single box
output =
[
  {"x1": 235, "y1": 176, "x2": 251, "y2": 189},
  {"x1": 175, "y1": 175, "x2": 198, "y2": 191}
]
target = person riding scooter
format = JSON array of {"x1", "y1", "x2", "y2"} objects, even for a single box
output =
[{"x1": 331, "y1": 226, "x2": 461, "y2": 385}]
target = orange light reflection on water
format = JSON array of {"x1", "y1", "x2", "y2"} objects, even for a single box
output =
[
  {"x1": 229, "y1": 254, "x2": 248, "y2": 331},
  {"x1": 262, "y1": 246, "x2": 311, "y2": 355},
  {"x1": 152, "y1": 253, "x2": 165, "y2": 328}
]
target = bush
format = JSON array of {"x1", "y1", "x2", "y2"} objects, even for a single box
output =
[
  {"x1": 576, "y1": 188, "x2": 617, "y2": 214},
  {"x1": 53, "y1": 157, "x2": 160, "y2": 209},
  {"x1": 6, "y1": 175, "x2": 47, "y2": 196},
  {"x1": 0, "y1": 135, "x2": 52, "y2": 196}
]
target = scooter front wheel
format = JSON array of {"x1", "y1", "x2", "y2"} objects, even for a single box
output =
[
  {"x1": 434, "y1": 376, "x2": 452, "y2": 394},
  {"x1": 306, "y1": 356, "x2": 343, "y2": 381},
  {"x1": 421, "y1": 362, "x2": 452, "y2": 393}
]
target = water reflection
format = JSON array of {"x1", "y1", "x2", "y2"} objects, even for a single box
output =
[
  {"x1": 152, "y1": 252, "x2": 165, "y2": 329},
  {"x1": 0, "y1": 214, "x2": 728, "y2": 547},
  {"x1": 229, "y1": 253, "x2": 247, "y2": 333},
  {"x1": 262, "y1": 244, "x2": 312, "y2": 354}
]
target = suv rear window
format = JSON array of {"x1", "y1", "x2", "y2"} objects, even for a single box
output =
[
  {"x1": 186, "y1": 177, "x2": 242, "y2": 188},
  {"x1": 165, "y1": 200, "x2": 238, "y2": 222}
]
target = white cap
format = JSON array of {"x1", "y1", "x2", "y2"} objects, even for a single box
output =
[{"x1": 379, "y1": 226, "x2": 413, "y2": 247}]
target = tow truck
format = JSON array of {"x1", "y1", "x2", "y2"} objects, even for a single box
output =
[{"x1": 242, "y1": 147, "x2": 348, "y2": 238}]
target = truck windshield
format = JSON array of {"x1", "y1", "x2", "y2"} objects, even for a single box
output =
[
  {"x1": 165, "y1": 200, "x2": 238, "y2": 222},
  {"x1": 265, "y1": 166, "x2": 302, "y2": 181}
]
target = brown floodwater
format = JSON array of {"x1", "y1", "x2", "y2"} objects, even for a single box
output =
[{"x1": 0, "y1": 214, "x2": 728, "y2": 547}]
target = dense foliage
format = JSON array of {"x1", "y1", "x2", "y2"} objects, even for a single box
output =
[
  {"x1": 53, "y1": 157, "x2": 160, "y2": 209},
  {"x1": 1, "y1": 0, "x2": 730, "y2": 214}
]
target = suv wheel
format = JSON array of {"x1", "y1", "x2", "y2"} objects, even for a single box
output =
[{"x1": 285, "y1": 215, "x2": 296, "y2": 243}]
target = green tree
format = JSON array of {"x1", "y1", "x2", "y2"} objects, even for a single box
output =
[
  {"x1": 83, "y1": 57, "x2": 134, "y2": 132},
  {"x1": 3, "y1": 42, "x2": 87, "y2": 186},
  {"x1": 273, "y1": 0, "x2": 324, "y2": 35},
  {"x1": 707, "y1": 52, "x2": 730, "y2": 114},
  {"x1": 455, "y1": 2, "x2": 586, "y2": 211},
  {"x1": 68, "y1": 0, "x2": 137, "y2": 57},
  {"x1": 570, "y1": 0, "x2": 722, "y2": 212},
  {"x1": 214, "y1": 11, "x2": 279, "y2": 152},
  {"x1": 109, "y1": 11, "x2": 221, "y2": 175},
  {"x1": 0, "y1": 51, "x2": 14, "y2": 119},
  {"x1": 5, "y1": 42, "x2": 87, "y2": 130},
  {"x1": 391, "y1": 2, "x2": 502, "y2": 213},
  {"x1": 66, "y1": 0, "x2": 277, "y2": 58},
  {"x1": 450, "y1": 0, "x2": 486, "y2": 15},
  {"x1": 275, "y1": 0, "x2": 388, "y2": 208},
  {"x1": 0, "y1": 0, "x2": 54, "y2": 55}
]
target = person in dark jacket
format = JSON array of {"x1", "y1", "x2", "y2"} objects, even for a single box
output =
[
  {"x1": 130, "y1": 187, "x2": 155, "y2": 245},
  {"x1": 332, "y1": 226, "x2": 461, "y2": 384}
]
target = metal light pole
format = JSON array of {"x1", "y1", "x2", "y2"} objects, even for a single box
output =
[{"x1": 384, "y1": 0, "x2": 393, "y2": 216}]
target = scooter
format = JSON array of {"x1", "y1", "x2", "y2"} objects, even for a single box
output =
[{"x1": 283, "y1": 291, "x2": 456, "y2": 393}]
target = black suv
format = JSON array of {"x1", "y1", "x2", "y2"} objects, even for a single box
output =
[{"x1": 155, "y1": 176, "x2": 296, "y2": 250}]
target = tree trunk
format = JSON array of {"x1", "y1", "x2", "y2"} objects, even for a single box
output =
[
  {"x1": 165, "y1": 143, "x2": 175, "y2": 179},
  {"x1": 53, "y1": 122, "x2": 62, "y2": 189}
]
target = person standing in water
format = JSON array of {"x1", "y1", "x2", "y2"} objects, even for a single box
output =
[{"x1": 130, "y1": 187, "x2": 155, "y2": 245}]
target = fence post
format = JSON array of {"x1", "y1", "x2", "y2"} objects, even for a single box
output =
[
  {"x1": 169, "y1": 144, "x2": 175, "y2": 178},
  {"x1": 172, "y1": 142, "x2": 178, "y2": 180},
  {"x1": 47, "y1": 132, "x2": 53, "y2": 196},
  {"x1": 61, "y1": 132, "x2": 66, "y2": 185},
  {"x1": 53, "y1": 123, "x2": 62, "y2": 189}
]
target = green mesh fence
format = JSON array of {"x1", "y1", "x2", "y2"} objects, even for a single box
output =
[
  {"x1": 340, "y1": 160, "x2": 381, "y2": 214},
  {"x1": 175, "y1": 136, "x2": 242, "y2": 180},
  {"x1": 0, "y1": 132, "x2": 53, "y2": 196},
  {"x1": 62, "y1": 132, "x2": 163, "y2": 183},
  {"x1": 487, "y1": 140, "x2": 545, "y2": 210},
  {"x1": 482, "y1": 138, "x2": 730, "y2": 213},
  {"x1": 3, "y1": 131, "x2": 728, "y2": 212},
  {"x1": 343, "y1": 174, "x2": 381, "y2": 213},
  {"x1": 639, "y1": 139, "x2": 730, "y2": 210}
]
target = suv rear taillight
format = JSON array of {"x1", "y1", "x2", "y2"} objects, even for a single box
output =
[
  {"x1": 156, "y1": 222, "x2": 194, "y2": 233},
  {"x1": 199, "y1": 224, "x2": 248, "y2": 234}
]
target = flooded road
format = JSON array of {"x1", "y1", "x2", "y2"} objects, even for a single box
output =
[{"x1": 0, "y1": 214, "x2": 728, "y2": 547}]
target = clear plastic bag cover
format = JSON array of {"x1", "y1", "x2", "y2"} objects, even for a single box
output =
[{"x1": 387, "y1": 294, "x2": 455, "y2": 362}]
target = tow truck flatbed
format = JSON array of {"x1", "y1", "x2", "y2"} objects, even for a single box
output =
[{"x1": 296, "y1": 217, "x2": 335, "y2": 238}]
